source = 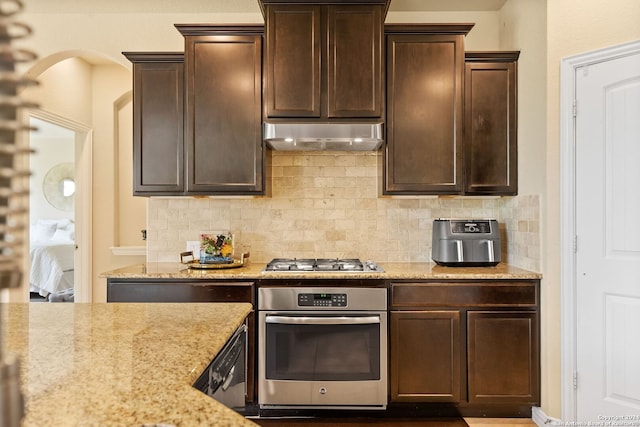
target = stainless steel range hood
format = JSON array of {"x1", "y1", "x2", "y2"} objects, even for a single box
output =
[{"x1": 263, "y1": 122, "x2": 384, "y2": 151}]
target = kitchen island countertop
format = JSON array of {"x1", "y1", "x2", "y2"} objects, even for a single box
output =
[
  {"x1": 2, "y1": 302, "x2": 255, "y2": 427},
  {"x1": 101, "y1": 261, "x2": 541, "y2": 280}
]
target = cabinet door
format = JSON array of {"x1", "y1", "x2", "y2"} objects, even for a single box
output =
[
  {"x1": 385, "y1": 34, "x2": 465, "y2": 194},
  {"x1": 390, "y1": 310, "x2": 461, "y2": 402},
  {"x1": 327, "y1": 5, "x2": 383, "y2": 118},
  {"x1": 467, "y1": 311, "x2": 539, "y2": 405},
  {"x1": 184, "y1": 34, "x2": 264, "y2": 194},
  {"x1": 464, "y1": 54, "x2": 518, "y2": 195},
  {"x1": 127, "y1": 53, "x2": 184, "y2": 195},
  {"x1": 265, "y1": 5, "x2": 321, "y2": 118}
]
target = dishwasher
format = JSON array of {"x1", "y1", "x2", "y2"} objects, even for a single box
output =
[{"x1": 193, "y1": 324, "x2": 247, "y2": 414}]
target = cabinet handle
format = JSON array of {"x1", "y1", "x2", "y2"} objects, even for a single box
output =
[
  {"x1": 265, "y1": 315, "x2": 380, "y2": 325},
  {"x1": 455, "y1": 240, "x2": 464, "y2": 262},
  {"x1": 485, "y1": 239, "x2": 495, "y2": 263}
]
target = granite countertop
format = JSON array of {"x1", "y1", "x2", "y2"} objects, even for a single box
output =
[
  {"x1": 2, "y1": 303, "x2": 256, "y2": 427},
  {"x1": 100, "y1": 262, "x2": 541, "y2": 280}
]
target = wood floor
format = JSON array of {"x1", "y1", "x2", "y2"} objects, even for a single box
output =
[
  {"x1": 250, "y1": 417, "x2": 469, "y2": 427},
  {"x1": 250, "y1": 417, "x2": 536, "y2": 427},
  {"x1": 465, "y1": 418, "x2": 536, "y2": 427}
]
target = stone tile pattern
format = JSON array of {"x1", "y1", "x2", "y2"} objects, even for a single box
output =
[
  {"x1": 500, "y1": 194, "x2": 541, "y2": 272},
  {"x1": 147, "y1": 153, "x2": 540, "y2": 271}
]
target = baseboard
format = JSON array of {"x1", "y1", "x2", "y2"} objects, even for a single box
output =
[{"x1": 532, "y1": 406, "x2": 563, "y2": 426}]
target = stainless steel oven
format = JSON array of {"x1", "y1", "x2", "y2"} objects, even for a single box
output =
[{"x1": 258, "y1": 286, "x2": 387, "y2": 410}]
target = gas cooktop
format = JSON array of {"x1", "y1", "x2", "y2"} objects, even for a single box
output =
[{"x1": 263, "y1": 258, "x2": 384, "y2": 273}]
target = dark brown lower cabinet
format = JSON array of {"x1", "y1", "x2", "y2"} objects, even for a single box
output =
[
  {"x1": 391, "y1": 310, "x2": 460, "y2": 402},
  {"x1": 467, "y1": 311, "x2": 539, "y2": 405},
  {"x1": 106, "y1": 279, "x2": 256, "y2": 403},
  {"x1": 390, "y1": 280, "x2": 540, "y2": 416}
]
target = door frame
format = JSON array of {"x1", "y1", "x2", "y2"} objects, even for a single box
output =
[
  {"x1": 560, "y1": 39, "x2": 640, "y2": 422},
  {"x1": 27, "y1": 109, "x2": 93, "y2": 303}
]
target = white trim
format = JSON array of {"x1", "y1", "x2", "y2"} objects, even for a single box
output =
[
  {"x1": 110, "y1": 246, "x2": 146, "y2": 256},
  {"x1": 560, "y1": 39, "x2": 640, "y2": 423},
  {"x1": 76, "y1": 128, "x2": 93, "y2": 303},
  {"x1": 29, "y1": 109, "x2": 94, "y2": 303},
  {"x1": 532, "y1": 406, "x2": 563, "y2": 426},
  {"x1": 31, "y1": 109, "x2": 91, "y2": 135}
]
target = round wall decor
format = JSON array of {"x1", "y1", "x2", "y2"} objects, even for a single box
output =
[{"x1": 43, "y1": 162, "x2": 75, "y2": 212}]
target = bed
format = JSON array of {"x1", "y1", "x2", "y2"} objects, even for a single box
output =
[{"x1": 30, "y1": 219, "x2": 75, "y2": 299}]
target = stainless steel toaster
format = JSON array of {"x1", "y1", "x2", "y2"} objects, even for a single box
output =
[{"x1": 431, "y1": 219, "x2": 501, "y2": 267}]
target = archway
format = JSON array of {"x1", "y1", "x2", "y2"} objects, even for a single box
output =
[{"x1": 14, "y1": 49, "x2": 136, "y2": 303}]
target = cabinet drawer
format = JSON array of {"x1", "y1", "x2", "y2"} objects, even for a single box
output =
[
  {"x1": 391, "y1": 281, "x2": 538, "y2": 308},
  {"x1": 107, "y1": 280, "x2": 254, "y2": 303}
]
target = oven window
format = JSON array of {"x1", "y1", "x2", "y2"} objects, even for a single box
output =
[{"x1": 265, "y1": 316, "x2": 381, "y2": 381}]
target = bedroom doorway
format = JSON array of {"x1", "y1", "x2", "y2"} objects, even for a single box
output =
[
  {"x1": 28, "y1": 110, "x2": 92, "y2": 303},
  {"x1": 29, "y1": 116, "x2": 75, "y2": 301}
]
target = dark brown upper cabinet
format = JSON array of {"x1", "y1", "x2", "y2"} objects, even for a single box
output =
[
  {"x1": 177, "y1": 25, "x2": 266, "y2": 195},
  {"x1": 261, "y1": 1, "x2": 388, "y2": 120},
  {"x1": 124, "y1": 52, "x2": 184, "y2": 196},
  {"x1": 464, "y1": 51, "x2": 519, "y2": 195},
  {"x1": 384, "y1": 25, "x2": 472, "y2": 195}
]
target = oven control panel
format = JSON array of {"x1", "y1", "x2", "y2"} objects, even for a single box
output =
[{"x1": 298, "y1": 293, "x2": 347, "y2": 307}]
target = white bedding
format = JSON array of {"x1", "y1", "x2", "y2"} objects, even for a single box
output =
[{"x1": 30, "y1": 240, "x2": 75, "y2": 297}]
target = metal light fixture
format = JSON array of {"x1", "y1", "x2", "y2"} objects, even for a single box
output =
[{"x1": 263, "y1": 122, "x2": 384, "y2": 151}]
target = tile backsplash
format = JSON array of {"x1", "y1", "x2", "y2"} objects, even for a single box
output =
[{"x1": 147, "y1": 152, "x2": 540, "y2": 271}]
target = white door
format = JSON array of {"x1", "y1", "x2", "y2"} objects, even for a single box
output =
[{"x1": 575, "y1": 50, "x2": 640, "y2": 421}]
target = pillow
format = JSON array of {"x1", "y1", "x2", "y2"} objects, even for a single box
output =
[
  {"x1": 57, "y1": 218, "x2": 72, "y2": 229},
  {"x1": 62, "y1": 221, "x2": 75, "y2": 233},
  {"x1": 51, "y1": 228, "x2": 74, "y2": 242},
  {"x1": 32, "y1": 221, "x2": 57, "y2": 241},
  {"x1": 37, "y1": 219, "x2": 60, "y2": 226}
]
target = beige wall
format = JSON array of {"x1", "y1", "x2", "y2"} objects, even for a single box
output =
[
  {"x1": 90, "y1": 64, "x2": 146, "y2": 301},
  {"x1": 499, "y1": 0, "x2": 553, "y2": 417},
  {"x1": 22, "y1": 12, "x2": 264, "y2": 69},
  {"x1": 28, "y1": 58, "x2": 93, "y2": 124},
  {"x1": 500, "y1": 0, "x2": 547, "y2": 197},
  {"x1": 386, "y1": 11, "x2": 500, "y2": 49},
  {"x1": 116, "y1": 99, "x2": 147, "y2": 248}
]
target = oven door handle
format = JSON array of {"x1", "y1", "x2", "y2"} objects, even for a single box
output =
[{"x1": 265, "y1": 315, "x2": 380, "y2": 325}]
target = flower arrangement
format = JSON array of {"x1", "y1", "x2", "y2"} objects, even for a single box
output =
[{"x1": 199, "y1": 232, "x2": 233, "y2": 263}]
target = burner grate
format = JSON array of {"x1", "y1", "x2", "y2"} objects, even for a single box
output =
[
  {"x1": 264, "y1": 258, "x2": 382, "y2": 272},
  {"x1": 314, "y1": 258, "x2": 364, "y2": 271}
]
